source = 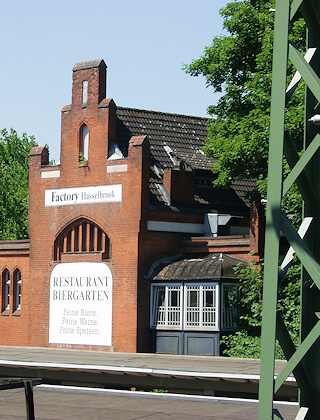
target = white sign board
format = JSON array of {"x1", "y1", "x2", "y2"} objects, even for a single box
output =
[
  {"x1": 49, "y1": 263, "x2": 113, "y2": 346},
  {"x1": 45, "y1": 184, "x2": 122, "y2": 206}
]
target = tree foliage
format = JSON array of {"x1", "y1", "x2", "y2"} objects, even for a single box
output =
[
  {"x1": 183, "y1": 1, "x2": 306, "y2": 358},
  {"x1": 183, "y1": 0, "x2": 306, "y2": 196},
  {"x1": 221, "y1": 259, "x2": 301, "y2": 359},
  {"x1": 0, "y1": 128, "x2": 37, "y2": 240}
]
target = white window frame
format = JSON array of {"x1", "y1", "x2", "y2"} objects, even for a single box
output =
[
  {"x1": 14, "y1": 269, "x2": 21, "y2": 311},
  {"x1": 150, "y1": 282, "x2": 219, "y2": 331},
  {"x1": 3, "y1": 270, "x2": 10, "y2": 311},
  {"x1": 221, "y1": 283, "x2": 241, "y2": 330},
  {"x1": 150, "y1": 283, "x2": 182, "y2": 329},
  {"x1": 183, "y1": 283, "x2": 219, "y2": 331},
  {"x1": 81, "y1": 124, "x2": 89, "y2": 160}
]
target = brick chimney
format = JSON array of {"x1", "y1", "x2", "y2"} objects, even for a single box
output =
[
  {"x1": 163, "y1": 169, "x2": 195, "y2": 205},
  {"x1": 72, "y1": 59, "x2": 107, "y2": 109}
]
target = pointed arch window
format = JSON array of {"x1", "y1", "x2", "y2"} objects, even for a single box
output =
[
  {"x1": 2, "y1": 269, "x2": 10, "y2": 312},
  {"x1": 80, "y1": 124, "x2": 89, "y2": 161},
  {"x1": 13, "y1": 269, "x2": 22, "y2": 312},
  {"x1": 54, "y1": 218, "x2": 110, "y2": 261}
]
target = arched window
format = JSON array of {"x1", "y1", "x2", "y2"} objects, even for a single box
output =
[
  {"x1": 2, "y1": 269, "x2": 10, "y2": 312},
  {"x1": 54, "y1": 218, "x2": 110, "y2": 261},
  {"x1": 13, "y1": 269, "x2": 22, "y2": 312},
  {"x1": 80, "y1": 124, "x2": 89, "y2": 161}
]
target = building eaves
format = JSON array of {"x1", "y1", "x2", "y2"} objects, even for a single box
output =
[
  {"x1": 0, "y1": 240, "x2": 30, "y2": 251},
  {"x1": 152, "y1": 253, "x2": 246, "y2": 281},
  {"x1": 73, "y1": 59, "x2": 106, "y2": 72}
]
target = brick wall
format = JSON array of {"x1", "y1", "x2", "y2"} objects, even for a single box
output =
[
  {"x1": 0, "y1": 242, "x2": 30, "y2": 345},
  {"x1": 0, "y1": 59, "x2": 187, "y2": 353},
  {"x1": 0, "y1": 59, "x2": 261, "y2": 353},
  {"x1": 181, "y1": 202, "x2": 264, "y2": 264},
  {"x1": 137, "y1": 230, "x2": 186, "y2": 352},
  {"x1": 163, "y1": 169, "x2": 195, "y2": 205},
  {"x1": 26, "y1": 60, "x2": 151, "y2": 352}
]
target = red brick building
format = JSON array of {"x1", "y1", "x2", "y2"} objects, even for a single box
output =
[{"x1": 0, "y1": 60, "x2": 262, "y2": 355}]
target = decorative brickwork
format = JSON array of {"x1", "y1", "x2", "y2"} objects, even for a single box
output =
[{"x1": 0, "y1": 60, "x2": 261, "y2": 353}]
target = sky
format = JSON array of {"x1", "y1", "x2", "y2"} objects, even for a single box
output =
[{"x1": 0, "y1": 0, "x2": 229, "y2": 162}]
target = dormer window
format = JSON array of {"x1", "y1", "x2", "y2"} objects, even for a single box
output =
[
  {"x1": 108, "y1": 140, "x2": 124, "y2": 160},
  {"x1": 80, "y1": 124, "x2": 89, "y2": 161},
  {"x1": 82, "y1": 80, "x2": 88, "y2": 107}
]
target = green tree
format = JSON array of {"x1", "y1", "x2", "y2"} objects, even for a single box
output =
[
  {"x1": 0, "y1": 128, "x2": 37, "y2": 240},
  {"x1": 183, "y1": 0, "x2": 305, "y2": 358},
  {"x1": 221, "y1": 259, "x2": 301, "y2": 359},
  {"x1": 183, "y1": 0, "x2": 306, "y2": 197}
]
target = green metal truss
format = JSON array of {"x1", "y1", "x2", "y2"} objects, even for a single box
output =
[{"x1": 258, "y1": 0, "x2": 320, "y2": 419}]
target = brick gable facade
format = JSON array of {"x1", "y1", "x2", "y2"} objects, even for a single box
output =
[{"x1": 0, "y1": 60, "x2": 262, "y2": 353}]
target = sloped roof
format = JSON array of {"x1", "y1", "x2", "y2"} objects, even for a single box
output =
[
  {"x1": 116, "y1": 107, "x2": 256, "y2": 211},
  {"x1": 152, "y1": 253, "x2": 246, "y2": 281},
  {"x1": 116, "y1": 107, "x2": 212, "y2": 170},
  {"x1": 73, "y1": 59, "x2": 105, "y2": 72}
]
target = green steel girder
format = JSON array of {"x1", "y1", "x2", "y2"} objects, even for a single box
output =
[
  {"x1": 290, "y1": 0, "x2": 304, "y2": 19},
  {"x1": 275, "y1": 313, "x2": 311, "y2": 393},
  {"x1": 283, "y1": 134, "x2": 320, "y2": 196},
  {"x1": 258, "y1": 0, "x2": 320, "y2": 419},
  {"x1": 285, "y1": 48, "x2": 316, "y2": 105},
  {"x1": 300, "y1": 1, "x2": 320, "y2": 31},
  {"x1": 278, "y1": 217, "x2": 312, "y2": 283},
  {"x1": 283, "y1": 133, "x2": 316, "y2": 203},
  {"x1": 288, "y1": 43, "x2": 320, "y2": 102},
  {"x1": 280, "y1": 214, "x2": 320, "y2": 289},
  {"x1": 258, "y1": 0, "x2": 290, "y2": 414},
  {"x1": 275, "y1": 316, "x2": 320, "y2": 393}
]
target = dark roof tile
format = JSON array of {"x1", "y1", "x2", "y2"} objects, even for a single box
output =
[
  {"x1": 117, "y1": 107, "x2": 211, "y2": 170},
  {"x1": 116, "y1": 106, "x2": 256, "y2": 212},
  {"x1": 152, "y1": 253, "x2": 246, "y2": 281}
]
